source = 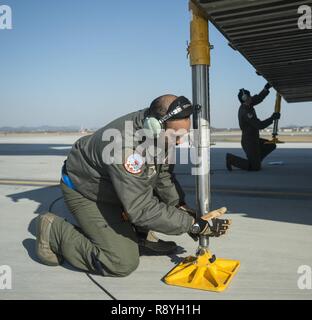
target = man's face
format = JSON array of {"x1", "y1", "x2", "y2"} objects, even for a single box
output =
[
  {"x1": 245, "y1": 95, "x2": 252, "y2": 105},
  {"x1": 165, "y1": 118, "x2": 191, "y2": 146}
]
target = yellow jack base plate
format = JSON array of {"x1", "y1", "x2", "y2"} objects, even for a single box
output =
[
  {"x1": 265, "y1": 137, "x2": 284, "y2": 144},
  {"x1": 164, "y1": 251, "x2": 240, "y2": 292}
]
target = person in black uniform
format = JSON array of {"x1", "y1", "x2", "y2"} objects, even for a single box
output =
[{"x1": 226, "y1": 83, "x2": 280, "y2": 171}]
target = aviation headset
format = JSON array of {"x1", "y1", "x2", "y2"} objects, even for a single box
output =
[
  {"x1": 143, "y1": 96, "x2": 193, "y2": 138},
  {"x1": 239, "y1": 88, "x2": 251, "y2": 103}
]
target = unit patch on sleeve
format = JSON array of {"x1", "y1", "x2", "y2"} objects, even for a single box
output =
[{"x1": 124, "y1": 153, "x2": 144, "y2": 174}]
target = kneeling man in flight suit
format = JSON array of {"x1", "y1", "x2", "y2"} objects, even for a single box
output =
[
  {"x1": 226, "y1": 83, "x2": 280, "y2": 171},
  {"x1": 36, "y1": 94, "x2": 231, "y2": 277}
]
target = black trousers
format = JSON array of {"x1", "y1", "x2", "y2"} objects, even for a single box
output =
[{"x1": 228, "y1": 138, "x2": 276, "y2": 171}]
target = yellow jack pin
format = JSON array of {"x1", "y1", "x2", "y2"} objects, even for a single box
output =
[{"x1": 266, "y1": 93, "x2": 285, "y2": 144}]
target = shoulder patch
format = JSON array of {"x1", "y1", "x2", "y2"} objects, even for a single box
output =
[
  {"x1": 124, "y1": 153, "x2": 144, "y2": 174},
  {"x1": 247, "y1": 112, "x2": 254, "y2": 119}
]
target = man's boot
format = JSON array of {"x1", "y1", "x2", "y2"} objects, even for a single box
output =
[
  {"x1": 226, "y1": 153, "x2": 233, "y2": 171},
  {"x1": 136, "y1": 229, "x2": 178, "y2": 256},
  {"x1": 36, "y1": 213, "x2": 64, "y2": 266}
]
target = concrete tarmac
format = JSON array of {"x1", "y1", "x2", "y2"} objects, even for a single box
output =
[{"x1": 0, "y1": 135, "x2": 311, "y2": 300}]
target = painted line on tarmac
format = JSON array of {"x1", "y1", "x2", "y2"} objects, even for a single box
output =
[
  {"x1": 183, "y1": 186, "x2": 312, "y2": 198},
  {"x1": 1, "y1": 179, "x2": 311, "y2": 198},
  {"x1": 0, "y1": 179, "x2": 59, "y2": 187},
  {"x1": 215, "y1": 189, "x2": 312, "y2": 198}
]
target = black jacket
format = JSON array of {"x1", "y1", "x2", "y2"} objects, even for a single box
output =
[{"x1": 238, "y1": 88, "x2": 273, "y2": 140}]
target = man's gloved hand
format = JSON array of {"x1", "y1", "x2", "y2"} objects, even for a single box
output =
[
  {"x1": 271, "y1": 112, "x2": 281, "y2": 120},
  {"x1": 188, "y1": 207, "x2": 232, "y2": 241},
  {"x1": 264, "y1": 82, "x2": 272, "y2": 90},
  {"x1": 177, "y1": 203, "x2": 196, "y2": 219},
  {"x1": 202, "y1": 207, "x2": 232, "y2": 237}
]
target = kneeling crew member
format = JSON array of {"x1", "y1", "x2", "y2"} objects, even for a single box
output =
[
  {"x1": 226, "y1": 83, "x2": 280, "y2": 171},
  {"x1": 36, "y1": 94, "x2": 231, "y2": 277}
]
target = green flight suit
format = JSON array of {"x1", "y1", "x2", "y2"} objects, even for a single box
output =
[{"x1": 49, "y1": 109, "x2": 194, "y2": 276}]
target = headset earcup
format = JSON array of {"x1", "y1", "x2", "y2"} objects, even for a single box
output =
[
  {"x1": 143, "y1": 117, "x2": 163, "y2": 138},
  {"x1": 239, "y1": 89, "x2": 248, "y2": 103}
]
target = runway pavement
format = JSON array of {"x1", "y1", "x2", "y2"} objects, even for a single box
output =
[{"x1": 0, "y1": 135, "x2": 311, "y2": 300}]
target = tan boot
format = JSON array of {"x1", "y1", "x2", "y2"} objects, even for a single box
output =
[{"x1": 36, "y1": 213, "x2": 64, "y2": 266}]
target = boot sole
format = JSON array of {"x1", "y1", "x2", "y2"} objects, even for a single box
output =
[{"x1": 36, "y1": 213, "x2": 62, "y2": 266}]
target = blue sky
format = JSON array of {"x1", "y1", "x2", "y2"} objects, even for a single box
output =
[{"x1": 1, "y1": 0, "x2": 311, "y2": 129}]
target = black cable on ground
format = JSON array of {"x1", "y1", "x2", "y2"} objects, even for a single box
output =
[
  {"x1": 86, "y1": 273, "x2": 117, "y2": 300},
  {"x1": 48, "y1": 196, "x2": 118, "y2": 300},
  {"x1": 48, "y1": 196, "x2": 64, "y2": 212}
]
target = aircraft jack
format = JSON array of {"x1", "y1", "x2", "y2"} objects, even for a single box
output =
[
  {"x1": 265, "y1": 93, "x2": 284, "y2": 145},
  {"x1": 164, "y1": 248, "x2": 240, "y2": 292},
  {"x1": 166, "y1": 2, "x2": 240, "y2": 293}
]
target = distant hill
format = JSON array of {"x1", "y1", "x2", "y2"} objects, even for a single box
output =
[
  {"x1": 0, "y1": 125, "x2": 310, "y2": 133},
  {"x1": 0, "y1": 126, "x2": 81, "y2": 133}
]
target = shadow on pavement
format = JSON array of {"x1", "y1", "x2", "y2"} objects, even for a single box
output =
[
  {"x1": 0, "y1": 144, "x2": 72, "y2": 156},
  {"x1": 22, "y1": 238, "x2": 82, "y2": 272},
  {"x1": 8, "y1": 185, "x2": 188, "y2": 272},
  {"x1": 7, "y1": 185, "x2": 79, "y2": 271},
  {"x1": 4, "y1": 145, "x2": 312, "y2": 275}
]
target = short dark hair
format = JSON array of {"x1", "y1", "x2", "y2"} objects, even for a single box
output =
[{"x1": 149, "y1": 95, "x2": 177, "y2": 118}]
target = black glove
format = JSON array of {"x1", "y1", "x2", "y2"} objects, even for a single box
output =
[
  {"x1": 264, "y1": 82, "x2": 272, "y2": 90},
  {"x1": 188, "y1": 218, "x2": 210, "y2": 242},
  {"x1": 271, "y1": 112, "x2": 281, "y2": 120},
  {"x1": 188, "y1": 218, "x2": 232, "y2": 241},
  {"x1": 188, "y1": 207, "x2": 232, "y2": 241},
  {"x1": 210, "y1": 218, "x2": 231, "y2": 238}
]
